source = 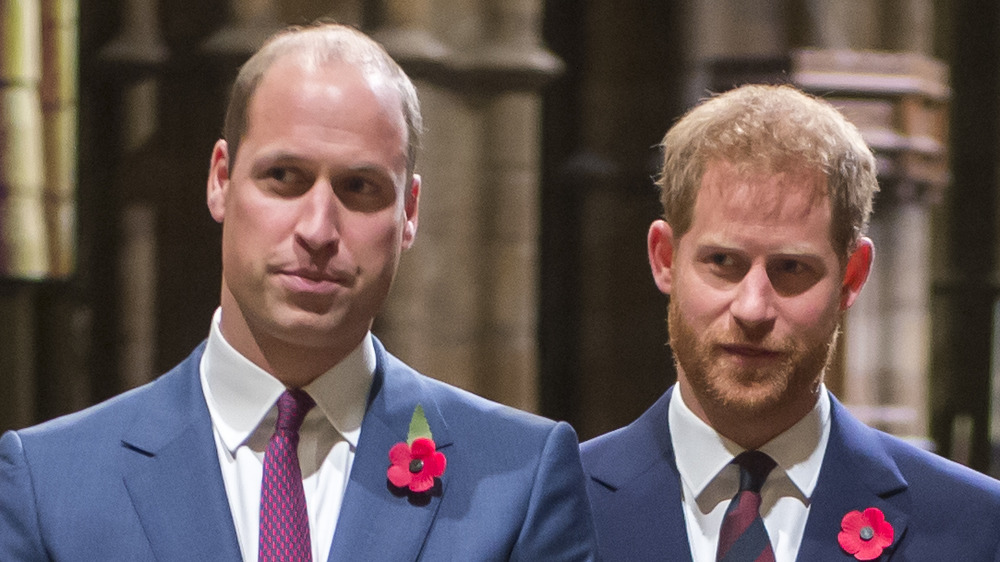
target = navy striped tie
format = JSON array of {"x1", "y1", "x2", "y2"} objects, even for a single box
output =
[{"x1": 716, "y1": 451, "x2": 776, "y2": 562}]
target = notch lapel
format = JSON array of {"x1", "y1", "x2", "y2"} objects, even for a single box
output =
[
  {"x1": 328, "y1": 339, "x2": 451, "y2": 561},
  {"x1": 121, "y1": 345, "x2": 242, "y2": 560},
  {"x1": 584, "y1": 387, "x2": 693, "y2": 561},
  {"x1": 797, "y1": 394, "x2": 909, "y2": 561}
]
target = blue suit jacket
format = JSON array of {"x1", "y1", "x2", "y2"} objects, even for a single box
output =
[
  {"x1": 0, "y1": 339, "x2": 597, "y2": 561},
  {"x1": 581, "y1": 386, "x2": 1000, "y2": 561}
]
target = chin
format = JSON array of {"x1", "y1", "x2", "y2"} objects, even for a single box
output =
[
  {"x1": 711, "y1": 368, "x2": 821, "y2": 420},
  {"x1": 265, "y1": 307, "x2": 348, "y2": 343}
]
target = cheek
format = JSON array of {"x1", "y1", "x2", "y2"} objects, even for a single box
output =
[
  {"x1": 780, "y1": 284, "x2": 842, "y2": 333},
  {"x1": 229, "y1": 193, "x2": 296, "y2": 238},
  {"x1": 670, "y1": 281, "x2": 725, "y2": 330},
  {"x1": 340, "y1": 215, "x2": 405, "y2": 262},
  {"x1": 222, "y1": 196, "x2": 297, "y2": 268}
]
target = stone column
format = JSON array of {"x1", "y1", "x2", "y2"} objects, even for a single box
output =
[
  {"x1": 0, "y1": 0, "x2": 44, "y2": 432},
  {"x1": 202, "y1": 0, "x2": 281, "y2": 59},
  {"x1": 799, "y1": 2, "x2": 941, "y2": 446},
  {"x1": 0, "y1": 0, "x2": 49, "y2": 278},
  {"x1": 796, "y1": 51, "x2": 951, "y2": 444},
  {"x1": 99, "y1": 0, "x2": 167, "y2": 388},
  {"x1": 695, "y1": 1, "x2": 944, "y2": 447},
  {"x1": 374, "y1": 0, "x2": 559, "y2": 412},
  {"x1": 40, "y1": 0, "x2": 77, "y2": 278}
]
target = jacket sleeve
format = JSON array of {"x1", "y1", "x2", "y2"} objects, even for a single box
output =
[
  {"x1": 510, "y1": 421, "x2": 599, "y2": 561},
  {"x1": 0, "y1": 430, "x2": 48, "y2": 561}
]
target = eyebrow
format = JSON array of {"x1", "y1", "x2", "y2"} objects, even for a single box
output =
[
  {"x1": 695, "y1": 240, "x2": 826, "y2": 259},
  {"x1": 250, "y1": 151, "x2": 400, "y2": 178}
]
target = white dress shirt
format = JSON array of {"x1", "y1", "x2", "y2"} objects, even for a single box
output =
[
  {"x1": 199, "y1": 308, "x2": 374, "y2": 562},
  {"x1": 669, "y1": 385, "x2": 831, "y2": 562}
]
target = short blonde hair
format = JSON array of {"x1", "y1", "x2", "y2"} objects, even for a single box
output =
[
  {"x1": 223, "y1": 23, "x2": 422, "y2": 179},
  {"x1": 656, "y1": 84, "x2": 878, "y2": 258}
]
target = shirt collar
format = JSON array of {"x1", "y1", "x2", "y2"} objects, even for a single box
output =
[
  {"x1": 200, "y1": 308, "x2": 375, "y2": 454},
  {"x1": 669, "y1": 384, "x2": 831, "y2": 502}
]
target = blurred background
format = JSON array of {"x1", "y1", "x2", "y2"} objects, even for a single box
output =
[{"x1": 2, "y1": 0, "x2": 999, "y2": 477}]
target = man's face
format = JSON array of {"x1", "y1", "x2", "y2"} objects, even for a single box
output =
[
  {"x1": 652, "y1": 160, "x2": 857, "y2": 426},
  {"x1": 207, "y1": 56, "x2": 418, "y2": 362}
]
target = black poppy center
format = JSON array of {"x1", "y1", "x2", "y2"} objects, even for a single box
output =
[
  {"x1": 409, "y1": 459, "x2": 424, "y2": 473},
  {"x1": 859, "y1": 526, "x2": 875, "y2": 541}
]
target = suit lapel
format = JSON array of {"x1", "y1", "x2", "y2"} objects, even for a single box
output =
[
  {"x1": 797, "y1": 394, "x2": 909, "y2": 561},
  {"x1": 328, "y1": 339, "x2": 450, "y2": 561},
  {"x1": 121, "y1": 344, "x2": 242, "y2": 560},
  {"x1": 586, "y1": 387, "x2": 693, "y2": 561}
]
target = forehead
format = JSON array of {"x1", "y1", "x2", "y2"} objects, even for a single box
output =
[
  {"x1": 251, "y1": 54, "x2": 403, "y2": 128},
  {"x1": 242, "y1": 55, "x2": 408, "y2": 165},
  {"x1": 685, "y1": 160, "x2": 835, "y2": 251}
]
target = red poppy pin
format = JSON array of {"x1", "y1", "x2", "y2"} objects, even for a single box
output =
[
  {"x1": 387, "y1": 404, "x2": 446, "y2": 493},
  {"x1": 838, "y1": 507, "x2": 894, "y2": 560}
]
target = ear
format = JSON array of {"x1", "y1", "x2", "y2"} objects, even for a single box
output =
[
  {"x1": 206, "y1": 139, "x2": 230, "y2": 224},
  {"x1": 401, "y1": 174, "x2": 420, "y2": 249},
  {"x1": 648, "y1": 219, "x2": 676, "y2": 295},
  {"x1": 840, "y1": 237, "x2": 873, "y2": 310}
]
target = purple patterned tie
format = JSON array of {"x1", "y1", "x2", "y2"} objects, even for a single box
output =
[
  {"x1": 259, "y1": 389, "x2": 315, "y2": 562},
  {"x1": 716, "y1": 451, "x2": 777, "y2": 562}
]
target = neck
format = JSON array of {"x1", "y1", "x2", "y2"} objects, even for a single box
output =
[
  {"x1": 677, "y1": 379, "x2": 819, "y2": 450},
  {"x1": 217, "y1": 297, "x2": 359, "y2": 388},
  {"x1": 248, "y1": 332, "x2": 354, "y2": 388}
]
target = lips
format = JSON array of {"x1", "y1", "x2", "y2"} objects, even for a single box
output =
[
  {"x1": 719, "y1": 343, "x2": 781, "y2": 359},
  {"x1": 276, "y1": 267, "x2": 355, "y2": 293}
]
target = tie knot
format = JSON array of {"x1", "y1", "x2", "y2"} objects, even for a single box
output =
[
  {"x1": 733, "y1": 450, "x2": 776, "y2": 493},
  {"x1": 275, "y1": 388, "x2": 316, "y2": 432}
]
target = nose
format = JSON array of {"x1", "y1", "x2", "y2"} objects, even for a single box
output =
[
  {"x1": 294, "y1": 182, "x2": 340, "y2": 254},
  {"x1": 730, "y1": 263, "x2": 777, "y2": 332}
]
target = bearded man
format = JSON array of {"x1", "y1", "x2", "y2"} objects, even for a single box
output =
[{"x1": 581, "y1": 84, "x2": 1000, "y2": 562}]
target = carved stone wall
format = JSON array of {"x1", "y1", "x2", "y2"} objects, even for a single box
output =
[
  {"x1": 0, "y1": 0, "x2": 557, "y2": 434},
  {"x1": 692, "y1": 0, "x2": 946, "y2": 447}
]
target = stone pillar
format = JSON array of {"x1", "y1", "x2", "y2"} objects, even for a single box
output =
[
  {"x1": 792, "y1": 51, "x2": 949, "y2": 443},
  {"x1": 0, "y1": 0, "x2": 44, "y2": 432},
  {"x1": 687, "y1": 0, "x2": 789, "y2": 102},
  {"x1": 0, "y1": 284, "x2": 36, "y2": 431},
  {"x1": 799, "y1": 2, "x2": 942, "y2": 446},
  {"x1": 696, "y1": 2, "x2": 945, "y2": 446},
  {"x1": 99, "y1": 0, "x2": 168, "y2": 388},
  {"x1": 373, "y1": 0, "x2": 559, "y2": 412},
  {"x1": 40, "y1": 0, "x2": 77, "y2": 278},
  {"x1": 933, "y1": 1, "x2": 1000, "y2": 473},
  {"x1": 561, "y1": 1, "x2": 684, "y2": 437},
  {"x1": 202, "y1": 0, "x2": 281, "y2": 59},
  {"x1": 0, "y1": 0, "x2": 49, "y2": 278}
]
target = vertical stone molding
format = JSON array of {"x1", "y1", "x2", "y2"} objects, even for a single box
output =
[
  {"x1": 202, "y1": 0, "x2": 282, "y2": 59},
  {"x1": 792, "y1": 50, "x2": 948, "y2": 443},
  {"x1": 98, "y1": 0, "x2": 168, "y2": 70},
  {"x1": 474, "y1": 91, "x2": 541, "y2": 411},
  {"x1": 40, "y1": 0, "x2": 78, "y2": 278},
  {"x1": 374, "y1": 0, "x2": 559, "y2": 411},
  {"x1": 697, "y1": 0, "x2": 947, "y2": 446},
  {"x1": 97, "y1": 0, "x2": 168, "y2": 388},
  {"x1": 378, "y1": 82, "x2": 482, "y2": 397},
  {"x1": 802, "y1": 0, "x2": 880, "y2": 49},
  {"x1": 0, "y1": 0, "x2": 49, "y2": 278},
  {"x1": 370, "y1": 0, "x2": 448, "y2": 74},
  {"x1": 0, "y1": 286, "x2": 37, "y2": 430}
]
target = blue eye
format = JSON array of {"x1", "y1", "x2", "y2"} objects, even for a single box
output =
[
  {"x1": 710, "y1": 253, "x2": 736, "y2": 267},
  {"x1": 345, "y1": 177, "x2": 372, "y2": 193},
  {"x1": 775, "y1": 259, "x2": 806, "y2": 274},
  {"x1": 334, "y1": 176, "x2": 396, "y2": 212}
]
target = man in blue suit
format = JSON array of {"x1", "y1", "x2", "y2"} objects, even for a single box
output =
[
  {"x1": 581, "y1": 84, "x2": 1000, "y2": 561},
  {"x1": 0, "y1": 23, "x2": 596, "y2": 561}
]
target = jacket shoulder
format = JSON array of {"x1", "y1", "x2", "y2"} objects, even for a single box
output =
[{"x1": 12, "y1": 343, "x2": 205, "y2": 453}]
